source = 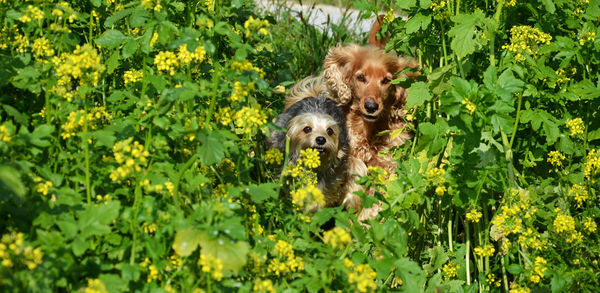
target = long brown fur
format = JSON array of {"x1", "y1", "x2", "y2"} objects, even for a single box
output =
[{"x1": 285, "y1": 44, "x2": 419, "y2": 221}]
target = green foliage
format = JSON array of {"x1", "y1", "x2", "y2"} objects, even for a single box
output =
[{"x1": 1, "y1": 0, "x2": 599, "y2": 292}]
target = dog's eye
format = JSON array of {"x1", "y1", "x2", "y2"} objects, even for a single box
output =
[
  {"x1": 381, "y1": 78, "x2": 391, "y2": 85},
  {"x1": 326, "y1": 128, "x2": 334, "y2": 136},
  {"x1": 357, "y1": 74, "x2": 366, "y2": 82},
  {"x1": 303, "y1": 126, "x2": 312, "y2": 133}
]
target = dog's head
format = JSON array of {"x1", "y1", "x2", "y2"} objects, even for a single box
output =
[
  {"x1": 269, "y1": 96, "x2": 348, "y2": 171},
  {"x1": 287, "y1": 112, "x2": 341, "y2": 168},
  {"x1": 323, "y1": 44, "x2": 419, "y2": 122}
]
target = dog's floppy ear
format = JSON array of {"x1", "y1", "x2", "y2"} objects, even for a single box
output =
[
  {"x1": 323, "y1": 45, "x2": 359, "y2": 105},
  {"x1": 392, "y1": 57, "x2": 420, "y2": 107}
]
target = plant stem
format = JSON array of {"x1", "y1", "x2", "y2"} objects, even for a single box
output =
[
  {"x1": 204, "y1": 62, "x2": 222, "y2": 129},
  {"x1": 465, "y1": 220, "x2": 471, "y2": 285},
  {"x1": 130, "y1": 181, "x2": 142, "y2": 264},
  {"x1": 84, "y1": 101, "x2": 91, "y2": 204},
  {"x1": 173, "y1": 153, "x2": 198, "y2": 209},
  {"x1": 509, "y1": 92, "x2": 523, "y2": 150}
]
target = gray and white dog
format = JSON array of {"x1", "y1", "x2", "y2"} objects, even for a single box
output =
[{"x1": 268, "y1": 92, "x2": 350, "y2": 209}]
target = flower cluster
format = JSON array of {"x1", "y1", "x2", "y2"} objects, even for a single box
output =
[
  {"x1": 547, "y1": 150, "x2": 565, "y2": 167},
  {"x1": 474, "y1": 244, "x2": 495, "y2": 257},
  {"x1": 32, "y1": 37, "x2": 55, "y2": 58},
  {"x1": 253, "y1": 279, "x2": 276, "y2": 293},
  {"x1": 154, "y1": 44, "x2": 206, "y2": 75},
  {"x1": 0, "y1": 231, "x2": 43, "y2": 270},
  {"x1": 486, "y1": 273, "x2": 502, "y2": 287},
  {"x1": 53, "y1": 44, "x2": 106, "y2": 93},
  {"x1": 553, "y1": 209, "x2": 582, "y2": 243},
  {"x1": 517, "y1": 228, "x2": 547, "y2": 251},
  {"x1": 426, "y1": 166, "x2": 447, "y2": 196},
  {"x1": 141, "y1": 0, "x2": 163, "y2": 11},
  {"x1": 123, "y1": 70, "x2": 144, "y2": 85},
  {"x1": 230, "y1": 60, "x2": 265, "y2": 77},
  {"x1": 83, "y1": 278, "x2": 108, "y2": 293},
  {"x1": 584, "y1": 149, "x2": 600, "y2": 183},
  {"x1": 346, "y1": 262, "x2": 377, "y2": 293},
  {"x1": 19, "y1": 5, "x2": 45, "y2": 23},
  {"x1": 264, "y1": 148, "x2": 283, "y2": 165},
  {"x1": 216, "y1": 106, "x2": 233, "y2": 125},
  {"x1": 244, "y1": 16, "x2": 270, "y2": 37},
  {"x1": 528, "y1": 256, "x2": 547, "y2": 284},
  {"x1": 267, "y1": 239, "x2": 304, "y2": 276},
  {"x1": 462, "y1": 98, "x2": 476, "y2": 115},
  {"x1": 566, "y1": 117, "x2": 585, "y2": 136},
  {"x1": 0, "y1": 123, "x2": 11, "y2": 143},
  {"x1": 442, "y1": 261, "x2": 460, "y2": 280},
  {"x1": 466, "y1": 208, "x2": 482, "y2": 223},
  {"x1": 229, "y1": 81, "x2": 255, "y2": 103},
  {"x1": 199, "y1": 254, "x2": 224, "y2": 281},
  {"x1": 140, "y1": 258, "x2": 161, "y2": 283},
  {"x1": 109, "y1": 138, "x2": 149, "y2": 183},
  {"x1": 233, "y1": 106, "x2": 268, "y2": 135},
  {"x1": 569, "y1": 184, "x2": 589, "y2": 208},
  {"x1": 61, "y1": 107, "x2": 111, "y2": 139},
  {"x1": 290, "y1": 184, "x2": 325, "y2": 209},
  {"x1": 582, "y1": 217, "x2": 597, "y2": 233},
  {"x1": 502, "y1": 25, "x2": 552, "y2": 62},
  {"x1": 34, "y1": 176, "x2": 53, "y2": 196},
  {"x1": 323, "y1": 227, "x2": 351, "y2": 249},
  {"x1": 579, "y1": 31, "x2": 596, "y2": 46}
]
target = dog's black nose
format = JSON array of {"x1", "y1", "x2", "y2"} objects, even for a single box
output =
[
  {"x1": 364, "y1": 99, "x2": 379, "y2": 113},
  {"x1": 315, "y1": 136, "x2": 326, "y2": 145}
]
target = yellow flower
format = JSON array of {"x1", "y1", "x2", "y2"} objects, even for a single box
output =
[
  {"x1": 0, "y1": 124, "x2": 11, "y2": 142},
  {"x1": 34, "y1": 177, "x2": 53, "y2": 196},
  {"x1": 109, "y1": 138, "x2": 150, "y2": 183},
  {"x1": 299, "y1": 148, "x2": 320, "y2": 169},
  {"x1": 229, "y1": 81, "x2": 255, "y2": 103},
  {"x1": 579, "y1": 31, "x2": 596, "y2": 46},
  {"x1": 502, "y1": 26, "x2": 552, "y2": 62},
  {"x1": 566, "y1": 118, "x2": 585, "y2": 136},
  {"x1": 383, "y1": 8, "x2": 395, "y2": 22},
  {"x1": 569, "y1": 184, "x2": 589, "y2": 208},
  {"x1": 53, "y1": 44, "x2": 105, "y2": 90},
  {"x1": 466, "y1": 208, "x2": 482, "y2": 223},
  {"x1": 244, "y1": 16, "x2": 270, "y2": 37},
  {"x1": 19, "y1": 5, "x2": 45, "y2": 23},
  {"x1": 32, "y1": 37, "x2": 55, "y2": 58},
  {"x1": 582, "y1": 217, "x2": 597, "y2": 233},
  {"x1": 442, "y1": 261, "x2": 460, "y2": 280},
  {"x1": 231, "y1": 60, "x2": 265, "y2": 77},
  {"x1": 435, "y1": 185, "x2": 447, "y2": 196},
  {"x1": 233, "y1": 106, "x2": 268, "y2": 135},
  {"x1": 347, "y1": 263, "x2": 377, "y2": 293},
  {"x1": 547, "y1": 150, "x2": 565, "y2": 167},
  {"x1": 554, "y1": 211, "x2": 576, "y2": 234},
  {"x1": 154, "y1": 51, "x2": 179, "y2": 75},
  {"x1": 323, "y1": 227, "x2": 352, "y2": 249},
  {"x1": 253, "y1": 279, "x2": 276, "y2": 293},
  {"x1": 123, "y1": 70, "x2": 144, "y2": 85},
  {"x1": 199, "y1": 254, "x2": 224, "y2": 281},
  {"x1": 461, "y1": 98, "x2": 476, "y2": 114},
  {"x1": 584, "y1": 149, "x2": 600, "y2": 183},
  {"x1": 510, "y1": 285, "x2": 530, "y2": 293},
  {"x1": 84, "y1": 278, "x2": 108, "y2": 293},
  {"x1": 217, "y1": 106, "x2": 233, "y2": 125},
  {"x1": 265, "y1": 148, "x2": 284, "y2": 165},
  {"x1": 290, "y1": 184, "x2": 325, "y2": 208},
  {"x1": 474, "y1": 244, "x2": 495, "y2": 257},
  {"x1": 528, "y1": 256, "x2": 547, "y2": 284}
]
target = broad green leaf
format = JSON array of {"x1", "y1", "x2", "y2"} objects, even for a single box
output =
[
  {"x1": 197, "y1": 131, "x2": 225, "y2": 165},
  {"x1": 72, "y1": 236, "x2": 89, "y2": 256},
  {"x1": 104, "y1": 8, "x2": 134, "y2": 27},
  {"x1": 406, "y1": 81, "x2": 432, "y2": 108},
  {"x1": 541, "y1": 0, "x2": 556, "y2": 13},
  {"x1": 448, "y1": 11, "x2": 486, "y2": 59},
  {"x1": 122, "y1": 39, "x2": 138, "y2": 59},
  {"x1": 247, "y1": 183, "x2": 278, "y2": 203},
  {"x1": 396, "y1": 0, "x2": 417, "y2": 9},
  {"x1": 29, "y1": 125, "x2": 55, "y2": 147},
  {"x1": 106, "y1": 49, "x2": 120, "y2": 74},
  {"x1": 173, "y1": 227, "x2": 202, "y2": 256},
  {"x1": 3, "y1": 105, "x2": 28, "y2": 125},
  {"x1": 395, "y1": 257, "x2": 427, "y2": 292},
  {"x1": 507, "y1": 263, "x2": 522, "y2": 274},
  {"x1": 78, "y1": 201, "x2": 121, "y2": 238},
  {"x1": 0, "y1": 166, "x2": 26, "y2": 200},
  {"x1": 405, "y1": 14, "x2": 431, "y2": 34},
  {"x1": 198, "y1": 233, "x2": 250, "y2": 273},
  {"x1": 96, "y1": 29, "x2": 128, "y2": 49},
  {"x1": 12, "y1": 66, "x2": 41, "y2": 93}
]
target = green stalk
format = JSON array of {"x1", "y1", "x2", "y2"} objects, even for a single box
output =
[
  {"x1": 465, "y1": 220, "x2": 471, "y2": 285},
  {"x1": 509, "y1": 92, "x2": 523, "y2": 150},
  {"x1": 84, "y1": 101, "x2": 91, "y2": 204},
  {"x1": 173, "y1": 153, "x2": 198, "y2": 209},
  {"x1": 501, "y1": 255, "x2": 509, "y2": 291},
  {"x1": 448, "y1": 211, "x2": 453, "y2": 252},
  {"x1": 204, "y1": 62, "x2": 222, "y2": 129},
  {"x1": 129, "y1": 181, "x2": 142, "y2": 264}
]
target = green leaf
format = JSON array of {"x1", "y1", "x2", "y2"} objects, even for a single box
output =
[
  {"x1": 197, "y1": 131, "x2": 225, "y2": 165},
  {"x1": 12, "y1": 66, "x2": 41, "y2": 93},
  {"x1": 507, "y1": 263, "x2": 522, "y2": 274},
  {"x1": 395, "y1": 257, "x2": 427, "y2": 292},
  {"x1": 418, "y1": 120, "x2": 448, "y2": 155},
  {"x1": 77, "y1": 201, "x2": 121, "y2": 238},
  {"x1": 173, "y1": 227, "x2": 202, "y2": 257},
  {"x1": 405, "y1": 14, "x2": 431, "y2": 34},
  {"x1": 104, "y1": 8, "x2": 134, "y2": 27},
  {"x1": 72, "y1": 236, "x2": 89, "y2": 256},
  {"x1": 96, "y1": 29, "x2": 128, "y2": 49},
  {"x1": 396, "y1": 0, "x2": 417, "y2": 10},
  {"x1": 129, "y1": 7, "x2": 150, "y2": 27},
  {"x1": 247, "y1": 183, "x2": 278, "y2": 203},
  {"x1": 198, "y1": 234, "x2": 250, "y2": 273},
  {"x1": 29, "y1": 125, "x2": 55, "y2": 147},
  {"x1": 448, "y1": 11, "x2": 486, "y2": 59},
  {"x1": 406, "y1": 81, "x2": 432, "y2": 108},
  {"x1": 3, "y1": 104, "x2": 28, "y2": 125},
  {"x1": 106, "y1": 49, "x2": 120, "y2": 74},
  {"x1": 541, "y1": 0, "x2": 556, "y2": 13},
  {"x1": 0, "y1": 166, "x2": 26, "y2": 200},
  {"x1": 99, "y1": 274, "x2": 128, "y2": 293},
  {"x1": 122, "y1": 39, "x2": 137, "y2": 59}
]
